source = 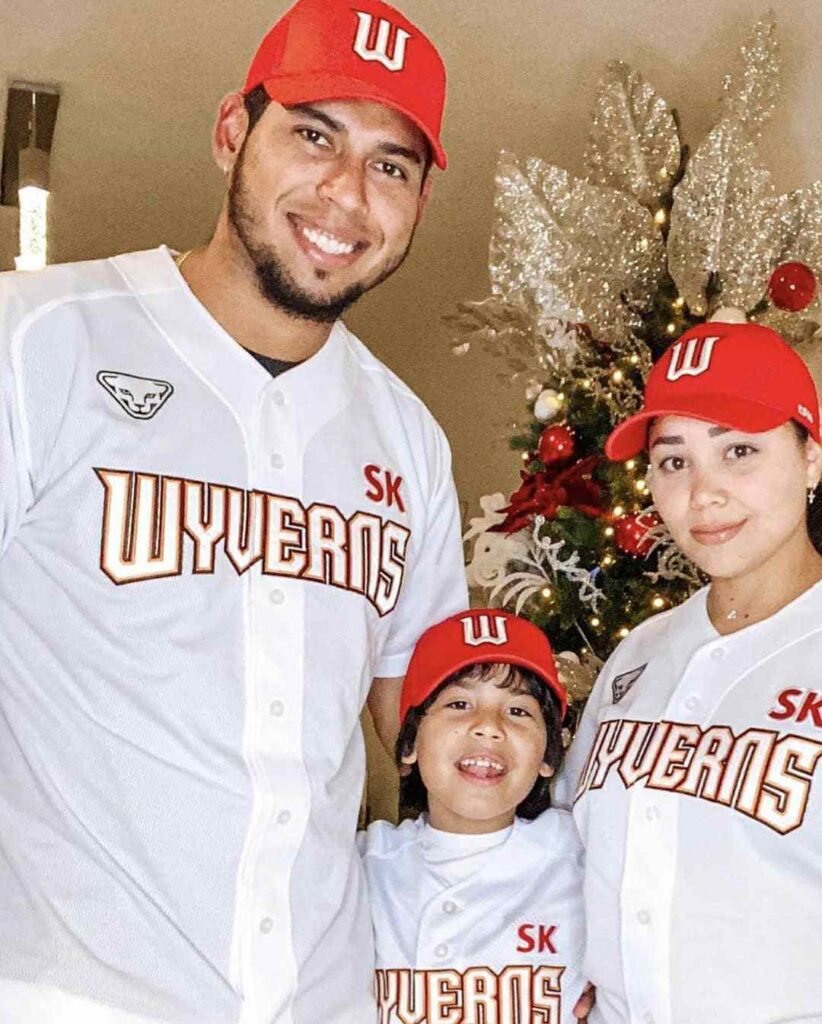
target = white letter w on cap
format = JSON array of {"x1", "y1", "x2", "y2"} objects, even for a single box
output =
[
  {"x1": 462, "y1": 614, "x2": 509, "y2": 647},
  {"x1": 353, "y1": 11, "x2": 410, "y2": 71},
  {"x1": 666, "y1": 336, "x2": 719, "y2": 381}
]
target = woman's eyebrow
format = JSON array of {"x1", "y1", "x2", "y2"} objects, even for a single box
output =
[{"x1": 651, "y1": 425, "x2": 733, "y2": 448}]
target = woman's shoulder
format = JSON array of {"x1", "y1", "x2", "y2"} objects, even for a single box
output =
[{"x1": 608, "y1": 585, "x2": 709, "y2": 664}]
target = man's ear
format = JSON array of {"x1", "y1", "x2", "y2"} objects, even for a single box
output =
[
  {"x1": 538, "y1": 762, "x2": 555, "y2": 779},
  {"x1": 212, "y1": 91, "x2": 250, "y2": 176}
]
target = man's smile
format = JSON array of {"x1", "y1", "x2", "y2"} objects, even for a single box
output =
[{"x1": 287, "y1": 213, "x2": 370, "y2": 269}]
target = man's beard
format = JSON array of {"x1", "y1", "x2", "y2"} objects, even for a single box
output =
[{"x1": 228, "y1": 141, "x2": 414, "y2": 324}]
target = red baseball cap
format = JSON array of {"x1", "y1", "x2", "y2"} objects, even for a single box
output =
[
  {"x1": 243, "y1": 0, "x2": 448, "y2": 169},
  {"x1": 606, "y1": 322, "x2": 820, "y2": 461},
  {"x1": 400, "y1": 609, "x2": 567, "y2": 724}
]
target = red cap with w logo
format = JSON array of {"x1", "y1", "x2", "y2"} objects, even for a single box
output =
[
  {"x1": 605, "y1": 322, "x2": 820, "y2": 461},
  {"x1": 242, "y1": 0, "x2": 448, "y2": 169},
  {"x1": 399, "y1": 609, "x2": 566, "y2": 723}
]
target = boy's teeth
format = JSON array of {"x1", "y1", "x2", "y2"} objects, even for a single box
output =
[
  {"x1": 460, "y1": 756, "x2": 504, "y2": 773},
  {"x1": 302, "y1": 226, "x2": 355, "y2": 256}
]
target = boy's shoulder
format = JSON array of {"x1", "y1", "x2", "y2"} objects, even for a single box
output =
[
  {"x1": 358, "y1": 815, "x2": 423, "y2": 861},
  {"x1": 515, "y1": 808, "x2": 583, "y2": 861}
]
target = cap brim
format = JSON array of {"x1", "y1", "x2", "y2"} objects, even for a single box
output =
[
  {"x1": 605, "y1": 395, "x2": 792, "y2": 461},
  {"x1": 256, "y1": 74, "x2": 447, "y2": 169},
  {"x1": 403, "y1": 650, "x2": 567, "y2": 722}
]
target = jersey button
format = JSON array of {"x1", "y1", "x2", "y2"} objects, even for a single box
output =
[
  {"x1": 442, "y1": 900, "x2": 458, "y2": 914},
  {"x1": 710, "y1": 647, "x2": 725, "y2": 662},
  {"x1": 269, "y1": 701, "x2": 285, "y2": 717},
  {"x1": 277, "y1": 810, "x2": 292, "y2": 826},
  {"x1": 272, "y1": 390, "x2": 286, "y2": 406},
  {"x1": 645, "y1": 805, "x2": 660, "y2": 821},
  {"x1": 637, "y1": 910, "x2": 651, "y2": 925},
  {"x1": 270, "y1": 453, "x2": 285, "y2": 470},
  {"x1": 684, "y1": 696, "x2": 700, "y2": 711},
  {"x1": 269, "y1": 589, "x2": 285, "y2": 605},
  {"x1": 260, "y1": 917, "x2": 274, "y2": 934},
  {"x1": 434, "y1": 943, "x2": 449, "y2": 958}
]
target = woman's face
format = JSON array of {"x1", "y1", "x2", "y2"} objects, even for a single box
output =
[{"x1": 647, "y1": 417, "x2": 821, "y2": 580}]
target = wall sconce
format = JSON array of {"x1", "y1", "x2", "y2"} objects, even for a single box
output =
[
  {"x1": 1, "y1": 83, "x2": 60, "y2": 272},
  {"x1": 16, "y1": 95, "x2": 49, "y2": 271}
]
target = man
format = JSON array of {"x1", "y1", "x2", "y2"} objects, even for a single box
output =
[{"x1": 0, "y1": 1, "x2": 466, "y2": 1021}]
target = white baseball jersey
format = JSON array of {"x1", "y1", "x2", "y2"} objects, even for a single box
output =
[
  {"x1": 0, "y1": 247, "x2": 467, "y2": 1024},
  {"x1": 359, "y1": 811, "x2": 587, "y2": 1024},
  {"x1": 556, "y1": 582, "x2": 822, "y2": 1024}
]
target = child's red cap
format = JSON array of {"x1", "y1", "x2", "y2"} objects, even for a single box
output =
[{"x1": 400, "y1": 609, "x2": 567, "y2": 723}]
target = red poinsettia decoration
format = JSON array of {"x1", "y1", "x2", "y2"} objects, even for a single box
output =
[{"x1": 491, "y1": 456, "x2": 607, "y2": 534}]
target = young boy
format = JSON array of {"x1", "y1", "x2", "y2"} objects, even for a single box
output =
[{"x1": 360, "y1": 609, "x2": 587, "y2": 1024}]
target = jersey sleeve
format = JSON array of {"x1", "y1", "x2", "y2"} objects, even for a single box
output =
[
  {"x1": 374, "y1": 423, "x2": 468, "y2": 679},
  {"x1": 0, "y1": 279, "x2": 35, "y2": 556},
  {"x1": 552, "y1": 655, "x2": 614, "y2": 809}
]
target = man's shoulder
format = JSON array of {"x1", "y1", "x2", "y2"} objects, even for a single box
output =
[
  {"x1": 0, "y1": 248, "x2": 164, "y2": 334},
  {"x1": 338, "y1": 323, "x2": 447, "y2": 437}
]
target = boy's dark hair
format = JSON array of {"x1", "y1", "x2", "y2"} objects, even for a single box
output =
[
  {"x1": 791, "y1": 422, "x2": 822, "y2": 554},
  {"x1": 395, "y1": 663, "x2": 565, "y2": 821},
  {"x1": 241, "y1": 85, "x2": 434, "y2": 183}
]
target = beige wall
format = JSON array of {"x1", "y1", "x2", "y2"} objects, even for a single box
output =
[
  {"x1": 2, "y1": 0, "x2": 820, "y2": 507},
  {"x1": 2, "y1": 0, "x2": 821, "y2": 817}
]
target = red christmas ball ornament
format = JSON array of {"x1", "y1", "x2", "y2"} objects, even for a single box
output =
[
  {"x1": 538, "y1": 424, "x2": 576, "y2": 465},
  {"x1": 614, "y1": 511, "x2": 660, "y2": 558},
  {"x1": 768, "y1": 261, "x2": 817, "y2": 312}
]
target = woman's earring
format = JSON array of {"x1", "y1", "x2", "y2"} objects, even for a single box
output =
[{"x1": 809, "y1": 485, "x2": 818, "y2": 507}]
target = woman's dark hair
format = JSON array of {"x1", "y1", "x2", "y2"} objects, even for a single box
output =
[
  {"x1": 791, "y1": 422, "x2": 822, "y2": 554},
  {"x1": 395, "y1": 663, "x2": 565, "y2": 821}
]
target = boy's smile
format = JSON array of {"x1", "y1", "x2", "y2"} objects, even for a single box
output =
[
  {"x1": 402, "y1": 667, "x2": 554, "y2": 834},
  {"x1": 456, "y1": 752, "x2": 507, "y2": 782}
]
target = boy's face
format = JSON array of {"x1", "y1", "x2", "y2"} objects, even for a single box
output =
[{"x1": 401, "y1": 666, "x2": 553, "y2": 834}]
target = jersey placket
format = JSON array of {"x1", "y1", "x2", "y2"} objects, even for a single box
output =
[
  {"x1": 234, "y1": 380, "x2": 307, "y2": 1024},
  {"x1": 619, "y1": 773, "x2": 677, "y2": 1024},
  {"x1": 415, "y1": 886, "x2": 464, "y2": 970},
  {"x1": 620, "y1": 631, "x2": 736, "y2": 1024}
]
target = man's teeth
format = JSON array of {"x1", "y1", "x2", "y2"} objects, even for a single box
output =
[
  {"x1": 460, "y1": 756, "x2": 504, "y2": 773},
  {"x1": 302, "y1": 226, "x2": 356, "y2": 256}
]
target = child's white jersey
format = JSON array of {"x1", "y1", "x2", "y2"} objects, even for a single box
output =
[
  {"x1": 360, "y1": 811, "x2": 586, "y2": 1024},
  {"x1": 556, "y1": 582, "x2": 822, "y2": 1024}
]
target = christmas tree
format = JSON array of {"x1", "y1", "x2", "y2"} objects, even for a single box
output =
[{"x1": 456, "y1": 16, "x2": 822, "y2": 721}]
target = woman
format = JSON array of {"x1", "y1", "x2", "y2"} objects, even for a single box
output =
[{"x1": 557, "y1": 321, "x2": 822, "y2": 1024}]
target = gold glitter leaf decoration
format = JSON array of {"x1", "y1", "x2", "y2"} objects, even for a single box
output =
[
  {"x1": 667, "y1": 119, "x2": 785, "y2": 313},
  {"x1": 584, "y1": 60, "x2": 682, "y2": 209},
  {"x1": 753, "y1": 182, "x2": 822, "y2": 342},
  {"x1": 490, "y1": 151, "x2": 665, "y2": 343},
  {"x1": 720, "y1": 13, "x2": 781, "y2": 139},
  {"x1": 777, "y1": 181, "x2": 822, "y2": 282}
]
